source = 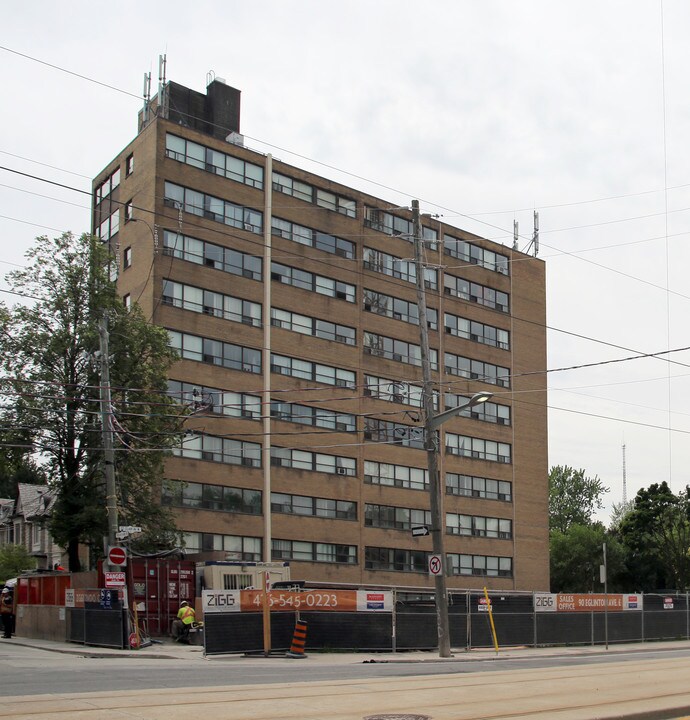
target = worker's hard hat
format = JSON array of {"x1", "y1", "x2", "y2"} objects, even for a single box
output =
[{"x1": 180, "y1": 600, "x2": 188, "y2": 606}]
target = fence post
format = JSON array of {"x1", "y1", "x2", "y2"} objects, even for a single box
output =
[
  {"x1": 466, "y1": 590, "x2": 471, "y2": 650},
  {"x1": 391, "y1": 588, "x2": 397, "y2": 653},
  {"x1": 532, "y1": 591, "x2": 537, "y2": 648},
  {"x1": 641, "y1": 592, "x2": 645, "y2": 642}
]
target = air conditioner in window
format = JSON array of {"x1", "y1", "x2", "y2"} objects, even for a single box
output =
[
  {"x1": 334, "y1": 247, "x2": 348, "y2": 258},
  {"x1": 334, "y1": 378, "x2": 349, "y2": 387},
  {"x1": 240, "y1": 409, "x2": 254, "y2": 418},
  {"x1": 243, "y1": 223, "x2": 254, "y2": 231},
  {"x1": 242, "y1": 364, "x2": 254, "y2": 372},
  {"x1": 335, "y1": 422, "x2": 349, "y2": 432},
  {"x1": 335, "y1": 467, "x2": 348, "y2": 475},
  {"x1": 392, "y1": 353, "x2": 403, "y2": 362},
  {"x1": 241, "y1": 457, "x2": 254, "y2": 467}
]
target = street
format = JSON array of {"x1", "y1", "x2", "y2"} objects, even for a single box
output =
[{"x1": 4, "y1": 641, "x2": 690, "y2": 718}]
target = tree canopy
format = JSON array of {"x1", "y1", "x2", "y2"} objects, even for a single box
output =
[
  {"x1": 618, "y1": 482, "x2": 690, "y2": 591},
  {"x1": 0, "y1": 233, "x2": 184, "y2": 570},
  {"x1": 549, "y1": 465, "x2": 609, "y2": 533}
]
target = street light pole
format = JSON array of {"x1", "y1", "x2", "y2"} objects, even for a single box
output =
[{"x1": 411, "y1": 199, "x2": 493, "y2": 657}]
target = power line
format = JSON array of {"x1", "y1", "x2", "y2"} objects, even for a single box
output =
[{"x1": 0, "y1": 45, "x2": 141, "y2": 100}]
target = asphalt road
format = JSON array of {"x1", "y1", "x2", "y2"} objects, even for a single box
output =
[{"x1": 4, "y1": 641, "x2": 690, "y2": 699}]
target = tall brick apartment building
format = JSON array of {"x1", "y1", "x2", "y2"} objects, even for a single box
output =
[{"x1": 93, "y1": 77, "x2": 548, "y2": 591}]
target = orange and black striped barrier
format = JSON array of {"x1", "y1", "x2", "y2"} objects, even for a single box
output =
[{"x1": 286, "y1": 619, "x2": 308, "y2": 658}]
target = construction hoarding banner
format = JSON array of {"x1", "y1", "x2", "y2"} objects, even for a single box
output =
[
  {"x1": 202, "y1": 589, "x2": 393, "y2": 614},
  {"x1": 534, "y1": 593, "x2": 643, "y2": 612}
]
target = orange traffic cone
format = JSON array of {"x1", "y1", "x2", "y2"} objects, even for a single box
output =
[{"x1": 286, "y1": 619, "x2": 308, "y2": 658}]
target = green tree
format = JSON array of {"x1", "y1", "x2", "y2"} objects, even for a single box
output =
[
  {"x1": 0, "y1": 233, "x2": 184, "y2": 570},
  {"x1": 549, "y1": 465, "x2": 609, "y2": 533},
  {"x1": 0, "y1": 429, "x2": 47, "y2": 499},
  {"x1": 0, "y1": 544, "x2": 36, "y2": 583},
  {"x1": 550, "y1": 523, "x2": 626, "y2": 592},
  {"x1": 618, "y1": 482, "x2": 690, "y2": 591}
]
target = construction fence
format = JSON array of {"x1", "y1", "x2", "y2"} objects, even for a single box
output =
[{"x1": 201, "y1": 589, "x2": 690, "y2": 655}]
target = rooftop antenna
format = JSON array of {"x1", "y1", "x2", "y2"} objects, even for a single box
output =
[
  {"x1": 532, "y1": 210, "x2": 539, "y2": 257},
  {"x1": 622, "y1": 443, "x2": 627, "y2": 505},
  {"x1": 158, "y1": 54, "x2": 167, "y2": 119},
  {"x1": 513, "y1": 219, "x2": 519, "y2": 251},
  {"x1": 142, "y1": 71, "x2": 151, "y2": 125}
]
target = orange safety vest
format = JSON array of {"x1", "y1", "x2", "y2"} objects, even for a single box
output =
[{"x1": 177, "y1": 605, "x2": 195, "y2": 625}]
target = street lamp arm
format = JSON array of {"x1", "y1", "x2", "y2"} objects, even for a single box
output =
[{"x1": 427, "y1": 391, "x2": 493, "y2": 432}]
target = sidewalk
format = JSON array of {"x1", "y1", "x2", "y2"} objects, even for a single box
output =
[{"x1": 7, "y1": 633, "x2": 690, "y2": 665}]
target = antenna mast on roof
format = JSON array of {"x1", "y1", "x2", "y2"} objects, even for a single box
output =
[
  {"x1": 532, "y1": 210, "x2": 539, "y2": 257},
  {"x1": 622, "y1": 443, "x2": 627, "y2": 505},
  {"x1": 513, "y1": 219, "x2": 519, "y2": 250},
  {"x1": 142, "y1": 71, "x2": 151, "y2": 125},
  {"x1": 158, "y1": 54, "x2": 167, "y2": 119}
]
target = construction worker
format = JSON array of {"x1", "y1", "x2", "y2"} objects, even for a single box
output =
[{"x1": 171, "y1": 600, "x2": 195, "y2": 643}]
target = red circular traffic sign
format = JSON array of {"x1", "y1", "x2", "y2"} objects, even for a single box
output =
[{"x1": 108, "y1": 546, "x2": 127, "y2": 566}]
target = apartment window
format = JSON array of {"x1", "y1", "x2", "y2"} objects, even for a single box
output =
[
  {"x1": 365, "y1": 504, "x2": 431, "y2": 530},
  {"x1": 164, "y1": 182, "x2": 263, "y2": 233},
  {"x1": 98, "y1": 209, "x2": 120, "y2": 242},
  {"x1": 126, "y1": 154, "x2": 134, "y2": 176},
  {"x1": 271, "y1": 217, "x2": 354, "y2": 259},
  {"x1": 271, "y1": 493, "x2": 357, "y2": 520},
  {"x1": 364, "y1": 375, "x2": 431, "y2": 408},
  {"x1": 363, "y1": 418, "x2": 425, "y2": 449},
  {"x1": 445, "y1": 433, "x2": 512, "y2": 464},
  {"x1": 270, "y1": 353, "x2": 355, "y2": 388},
  {"x1": 270, "y1": 308, "x2": 355, "y2": 345},
  {"x1": 272, "y1": 539, "x2": 357, "y2": 564},
  {"x1": 446, "y1": 473, "x2": 512, "y2": 501},
  {"x1": 173, "y1": 432, "x2": 262, "y2": 468},
  {"x1": 444, "y1": 313, "x2": 509, "y2": 350},
  {"x1": 166, "y1": 133, "x2": 264, "y2": 189},
  {"x1": 167, "y1": 330, "x2": 261, "y2": 373},
  {"x1": 95, "y1": 166, "x2": 121, "y2": 204},
  {"x1": 123, "y1": 246, "x2": 132, "y2": 269},
  {"x1": 364, "y1": 332, "x2": 437, "y2": 369},
  {"x1": 444, "y1": 353, "x2": 510, "y2": 388},
  {"x1": 168, "y1": 380, "x2": 261, "y2": 419},
  {"x1": 446, "y1": 513, "x2": 512, "y2": 539},
  {"x1": 183, "y1": 532, "x2": 261, "y2": 561},
  {"x1": 272, "y1": 172, "x2": 356, "y2": 218},
  {"x1": 364, "y1": 461, "x2": 428, "y2": 490},
  {"x1": 162, "y1": 279, "x2": 262, "y2": 327},
  {"x1": 163, "y1": 230, "x2": 262, "y2": 280},
  {"x1": 365, "y1": 546, "x2": 428, "y2": 573},
  {"x1": 270, "y1": 401, "x2": 356, "y2": 431},
  {"x1": 363, "y1": 289, "x2": 438, "y2": 329},
  {"x1": 444, "y1": 393, "x2": 511, "y2": 426},
  {"x1": 270, "y1": 447, "x2": 356, "y2": 476},
  {"x1": 271, "y1": 262, "x2": 355, "y2": 302},
  {"x1": 123, "y1": 294, "x2": 131, "y2": 310},
  {"x1": 163, "y1": 480, "x2": 261, "y2": 514},
  {"x1": 363, "y1": 247, "x2": 438, "y2": 289},
  {"x1": 444, "y1": 274, "x2": 509, "y2": 313},
  {"x1": 444, "y1": 235, "x2": 509, "y2": 275},
  {"x1": 447, "y1": 554, "x2": 513, "y2": 577}
]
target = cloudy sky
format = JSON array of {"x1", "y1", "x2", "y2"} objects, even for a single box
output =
[{"x1": 2, "y1": 1, "x2": 689, "y2": 522}]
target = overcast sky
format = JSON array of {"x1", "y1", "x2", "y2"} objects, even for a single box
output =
[{"x1": 2, "y1": 1, "x2": 689, "y2": 523}]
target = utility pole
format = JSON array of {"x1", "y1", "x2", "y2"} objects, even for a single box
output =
[
  {"x1": 412, "y1": 199, "x2": 452, "y2": 658},
  {"x1": 98, "y1": 315, "x2": 118, "y2": 559}
]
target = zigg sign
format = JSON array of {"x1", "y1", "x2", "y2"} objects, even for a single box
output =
[{"x1": 534, "y1": 593, "x2": 643, "y2": 612}]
